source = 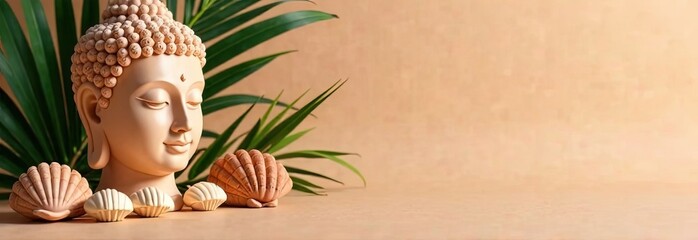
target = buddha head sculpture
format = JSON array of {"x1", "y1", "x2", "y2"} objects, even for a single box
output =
[{"x1": 71, "y1": 0, "x2": 206, "y2": 210}]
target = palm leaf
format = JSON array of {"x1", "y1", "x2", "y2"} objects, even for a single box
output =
[
  {"x1": 285, "y1": 166, "x2": 344, "y2": 185},
  {"x1": 203, "y1": 94, "x2": 292, "y2": 115},
  {"x1": 0, "y1": 87, "x2": 42, "y2": 165},
  {"x1": 254, "y1": 80, "x2": 345, "y2": 151},
  {"x1": 80, "y1": 0, "x2": 99, "y2": 34},
  {"x1": 197, "y1": 0, "x2": 309, "y2": 42},
  {"x1": 166, "y1": 0, "x2": 177, "y2": 18},
  {"x1": 267, "y1": 128, "x2": 313, "y2": 153},
  {"x1": 22, "y1": 0, "x2": 68, "y2": 163},
  {"x1": 0, "y1": 144, "x2": 25, "y2": 177},
  {"x1": 290, "y1": 176, "x2": 324, "y2": 189},
  {"x1": 203, "y1": 51, "x2": 295, "y2": 100},
  {"x1": 292, "y1": 183, "x2": 325, "y2": 195},
  {"x1": 183, "y1": 0, "x2": 195, "y2": 24},
  {"x1": 55, "y1": 0, "x2": 82, "y2": 147},
  {"x1": 203, "y1": 10, "x2": 337, "y2": 73},
  {"x1": 191, "y1": 0, "x2": 259, "y2": 30},
  {"x1": 0, "y1": 193, "x2": 11, "y2": 200},
  {"x1": 0, "y1": 1, "x2": 54, "y2": 161},
  {"x1": 0, "y1": 173, "x2": 16, "y2": 189},
  {"x1": 202, "y1": 130, "x2": 220, "y2": 138},
  {"x1": 276, "y1": 150, "x2": 365, "y2": 186}
]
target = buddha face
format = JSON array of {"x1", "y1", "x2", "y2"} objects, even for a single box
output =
[{"x1": 84, "y1": 55, "x2": 204, "y2": 176}]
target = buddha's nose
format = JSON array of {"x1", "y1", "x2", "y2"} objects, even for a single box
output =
[
  {"x1": 171, "y1": 119, "x2": 192, "y2": 133},
  {"x1": 171, "y1": 107, "x2": 192, "y2": 133}
]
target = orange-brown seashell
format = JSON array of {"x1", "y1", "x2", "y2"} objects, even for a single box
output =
[
  {"x1": 9, "y1": 162, "x2": 92, "y2": 221},
  {"x1": 208, "y1": 149, "x2": 293, "y2": 208}
]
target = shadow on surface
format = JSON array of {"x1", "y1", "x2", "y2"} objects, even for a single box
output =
[{"x1": 0, "y1": 211, "x2": 45, "y2": 224}]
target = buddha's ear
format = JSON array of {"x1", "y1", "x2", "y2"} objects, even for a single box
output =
[{"x1": 75, "y1": 84, "x2": 110, "y2": 169}]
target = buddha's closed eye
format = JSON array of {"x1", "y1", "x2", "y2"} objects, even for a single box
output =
[
  {"x1": 186, "y1": 89, "x2": 203, "y2": 109},
  {"x1": 137, "y1": 97, "x2": 169, "y2": 110}
]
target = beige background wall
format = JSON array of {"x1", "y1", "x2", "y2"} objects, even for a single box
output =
[
  {"x1": 6, "y1": 0, "x2": 698, "y2": 189},
  {"x1": 232, "y1": 0, "x2": 698, "y2": 187}
]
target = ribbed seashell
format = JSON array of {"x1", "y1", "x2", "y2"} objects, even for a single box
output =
[
  {"x1": 208, "y1": 149, "x2": 293, "y2": 208},
  {"x1": 9, "y1": 162, "x2": 92, "y2": 221},
  {"x1": 84, "y1": 189, "x2": 133, "y2": 222},
  {"x1": 183, "y1": 182, "x2": 226, "y2": 211},
  {"x1": 129, "y1": 187, "x2": 174, "y2": 217}
]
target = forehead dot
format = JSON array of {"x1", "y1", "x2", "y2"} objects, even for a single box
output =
[{"x1": 180, "y1": 74, "x2": 186, "y2": 82}]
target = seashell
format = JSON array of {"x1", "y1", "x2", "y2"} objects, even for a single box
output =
[
  {"x1": 129, "y1": 187, "x2": 174, "y2": 217},
  {"x1": 9, "y1": 162, "x2": 92, "y2": 221},
  {"x1": 208, "y1": 149, "x2": 293, "y2": 208},
  {"x1": 84, "y1": 189, "x2": 133, "y2": 222},
  {"x1": 183, "y1": 182, "x2": 226, "y2": 211}
]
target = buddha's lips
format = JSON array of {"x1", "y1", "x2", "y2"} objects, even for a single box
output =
[{"x1": 163, "y1": 141, "x2": 191, "y2": 154}]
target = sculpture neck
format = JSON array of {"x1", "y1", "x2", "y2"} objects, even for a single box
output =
[{"x1": 96, "y1": 158, "x2": 183, "y2": 210}]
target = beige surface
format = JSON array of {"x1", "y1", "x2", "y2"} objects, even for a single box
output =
[{"x1": 2, "y1": 182, "x2": 698, "y2": 239}]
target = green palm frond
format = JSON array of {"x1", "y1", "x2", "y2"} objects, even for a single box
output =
[{"x1": 0, "y1": 0, "x2": 361, "y2": 199}]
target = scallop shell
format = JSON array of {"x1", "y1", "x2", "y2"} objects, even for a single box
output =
[
  {"x1": 84, "y1": 189, "x2": 133, "y2": 222},
  {"x1": 183, "y1": 182, "x2": 226, "y2": 211},
  {"x1": 208, "y1": 149, "x2": 293, "y2": 208},
  {"x1": 8, "y1": 162, "x2": 92, "y2": 221},
  {"x1": 129, "y1": 187, "x2": 174, "y2": 217}
]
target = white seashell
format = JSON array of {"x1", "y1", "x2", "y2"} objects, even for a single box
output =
[
  {"x1": 208, "y1": 149, "x2": 293, "y2": 208},
  {"x1": 183, "y1": 182, "x2": 226, "y2": 211},
  {"x1": 129, "y1": 187, "x2": 174, "y2": 217},
  {"x1": 9, "y1": 162, "x2": 92, "y2": 221},
  {"x1": 84, "y1": 189, "x2": 133, "y2": 222}
]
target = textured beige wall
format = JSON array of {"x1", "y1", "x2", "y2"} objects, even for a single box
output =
[
  {"x1": 5, "y1": 0, "x2": 698, "y2": 189},
  {"x1": 236, "y1": 0, "x2": 698, "y2": 187}
]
